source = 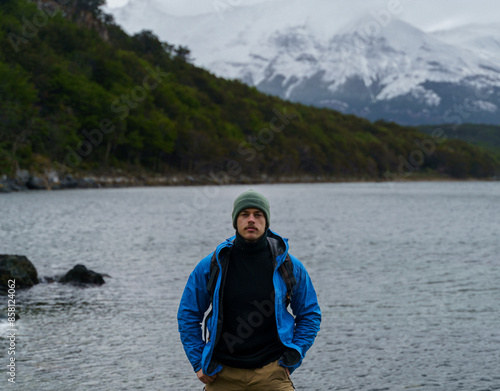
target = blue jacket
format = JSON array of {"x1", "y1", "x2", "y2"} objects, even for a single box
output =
[{"x1": 177, "y1": 230, "x2": 321, "y2": 376}]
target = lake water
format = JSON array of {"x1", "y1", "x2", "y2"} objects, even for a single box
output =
[{"x1": 1, "y1": 182, "x2": 499, "y2": 390}]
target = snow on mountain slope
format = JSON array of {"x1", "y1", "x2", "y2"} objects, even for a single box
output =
[
  {"x1": 204, "y1": 15, "x2": 500, "y2": 109},
  {"x1": 109, "y1": 1, "x2": 500, "y2": 124},
  {"x1": 320, "y1": 17, "x2": 500, "y2": 100}
]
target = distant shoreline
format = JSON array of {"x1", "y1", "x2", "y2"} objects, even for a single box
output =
[{"x1": 2, "y1": 171, "x2": 498, "y2": 193}]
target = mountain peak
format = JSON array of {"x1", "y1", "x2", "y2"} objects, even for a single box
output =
[{"x1": 110, "y1": 2, "x2": 500, "y2": 125}]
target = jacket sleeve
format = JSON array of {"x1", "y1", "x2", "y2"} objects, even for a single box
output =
[
  {"x1": 289, "y1": 255, "x2": 321, "y2": 362},
  {"x1": 177, "y1": 254, "x2": 212, "y2": 372}
]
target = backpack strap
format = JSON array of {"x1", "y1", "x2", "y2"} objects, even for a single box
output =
[
  {"x1": 279, "y1": 253, "x2": 297, "y2": 307},
  {"x1": 267, "y1": 236, "x2": 297, "y2": 307},
  {"x1": 206, "y1": 251, "x2": 219, "y2": 300}
]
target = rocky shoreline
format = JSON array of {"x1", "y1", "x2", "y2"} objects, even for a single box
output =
[
  {"x1": 1, "y1": 169, "x2": 498, "y2": 193},
  {"x1": 0, "y1": 168, "x2": 217, "y2": 192},
  {"x1": 0, "y1": 168, "x2": 361, "y2": 193}
]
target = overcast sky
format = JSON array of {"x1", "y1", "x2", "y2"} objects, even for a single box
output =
[{"x1": 106, "y1": 0, "x2": 499, "y2": 31}]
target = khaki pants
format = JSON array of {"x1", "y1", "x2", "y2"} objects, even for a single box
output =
[{"x1": 205, "y1": 360, "x2": 295, "y2": 391}]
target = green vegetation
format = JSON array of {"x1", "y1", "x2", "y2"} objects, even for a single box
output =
[
  {"x1": 418, "y1": 123, "x2": 500, "y2": 164},
  {"x1": 1, "y1": 0, "x2": 499, "y2": 183}
]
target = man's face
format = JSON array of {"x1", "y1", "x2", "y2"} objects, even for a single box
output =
[{"x1": 236, "y1": 208, "x2": 267, "y2": 242}]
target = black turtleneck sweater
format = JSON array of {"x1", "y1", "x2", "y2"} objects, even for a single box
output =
[{"x1": 213, "y1": 230, "x2": 285, "y2": 368}]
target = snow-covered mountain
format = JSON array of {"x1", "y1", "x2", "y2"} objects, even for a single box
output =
[{"x1": 110, "y1": 1, "x2": 500, "y2": 125}]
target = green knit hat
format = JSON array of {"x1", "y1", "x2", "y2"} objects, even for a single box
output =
[{"x1": 232, "y1": 189, "x2": 271, "y2": 229}]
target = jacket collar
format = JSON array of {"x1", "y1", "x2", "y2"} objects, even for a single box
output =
[{"x1": 217, "y1": 229, "x2": 289, "y2": 263}]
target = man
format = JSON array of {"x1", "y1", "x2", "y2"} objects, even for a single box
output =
[{"x1": 178, "y1": 189, "x2": 321, "y2": 390}]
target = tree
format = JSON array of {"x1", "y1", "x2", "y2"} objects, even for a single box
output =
[
  {"x1": 0, "y1": 62, "x2": 38, "y2": 172},
  {"x1": 74, "y1": 0, "x2": 106, "y2": 14},
  {"x1": 174, "y1": 45, "x2": 192, "y2": 62}
]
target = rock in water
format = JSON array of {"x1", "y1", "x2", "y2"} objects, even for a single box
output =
[
  {"x1": 0, "y1": 255, "x2": 39, "y2": 294},
  {"x1": 59, "y1": 264, "x2": 105, "y2": 286}
]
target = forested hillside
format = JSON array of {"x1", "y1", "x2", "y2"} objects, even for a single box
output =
[
  {"x1": 418, "y1": 124, "x2": 500, "y2": 162},
  {"x1": 1, "y1": 0, "x2": 499, "y2": 186}
]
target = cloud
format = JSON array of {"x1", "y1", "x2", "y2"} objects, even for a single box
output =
[
  {"x1": 398, "y1": 0, "x2": 500, "y2": 31},
  {"x1": 107, "y1": 0, "x2": 129, "y2": 7},
  {"x1": 106, "y1": 0, "x2": 499, "y2": 31}
]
